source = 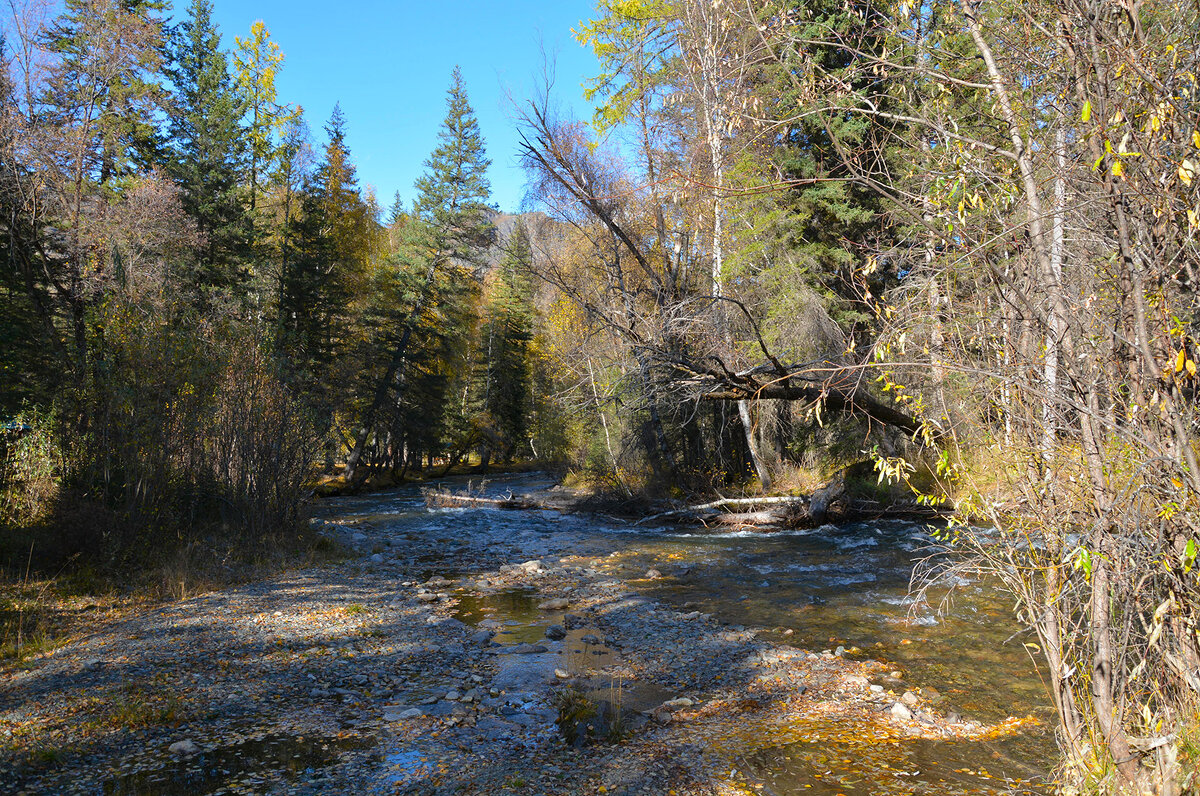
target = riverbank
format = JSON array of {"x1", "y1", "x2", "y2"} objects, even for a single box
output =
[{"x1": 1, "y1": 475, "x2": 1048, "y2": 795}]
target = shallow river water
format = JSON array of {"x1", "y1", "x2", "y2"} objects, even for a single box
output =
[{"x1": 320, "y1": 473, "x2": 1057, "y2": 794}]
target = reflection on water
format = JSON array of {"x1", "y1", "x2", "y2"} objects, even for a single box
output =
[{"x1": 103, "y1": 733, "x2": 374, "y2": 796}]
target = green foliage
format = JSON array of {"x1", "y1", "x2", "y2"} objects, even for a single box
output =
[
  {"x1": 166, "y1": 0, "x2": 251, "y2": 296},
  {"x1": 412, "y1": 66, "x2": 495, "y2": 265},
  {"x1": 479, "y1": 223, "x2": 535, "y2": 460}
]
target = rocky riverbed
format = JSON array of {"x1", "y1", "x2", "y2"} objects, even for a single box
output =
[{"x1": 0, "y1": 476, "x2": 1049, "y2": 795}]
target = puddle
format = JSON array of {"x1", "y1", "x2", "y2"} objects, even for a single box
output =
[
  {"x1": 562, "y1": 627, "x2": 617, "y2": 673},
  {"x1": 375, "y1": 748, "x2": 436, "y2": 791},
  {"x1": 452, "y1": 588, "x2": 559, "y2": 644},
  {"x1": 732, "y1": 733, "x2": 1049, "y2": 795},
  {"x1": 103, "y1": 732, "x2": 374, "y2": 795}
]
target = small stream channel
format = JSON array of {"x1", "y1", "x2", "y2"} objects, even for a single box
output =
[{"x1": 323, "y1": 473, "x2": 1056, "y2": 793}]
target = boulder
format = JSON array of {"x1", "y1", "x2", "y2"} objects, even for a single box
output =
[{"x1": 168, "y1": 740, "x2": 199, "y2": 756}]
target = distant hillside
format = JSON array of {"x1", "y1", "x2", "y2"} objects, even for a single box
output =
[{"x1": 482, "y1": 210, "x2": 552, "y2": 268}]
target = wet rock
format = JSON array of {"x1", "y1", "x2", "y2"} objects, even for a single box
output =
[
  {"x1": 651, "y1": 706, "x2": 673, "y2": 725},
  {"x1": 383, "y1": 707, "x2": 423, "y2": 721},
  {"x1": 369, "y1": 553, "x2": 384, "y2": 564},
  {"x1": 890, "y1": 702, "x2": 914, "y2": 721},
  {"x1": 580, "y1": 634, "x2": 601, "y2": 646},
  {"x1": 562, "y1": 613, "x2": 584, "y2": 629},
  {"x1": 538, "y1": 598, "x2": 570, "y2": 610},
  {"x1": 416, "y1": 592, "x2": 439, "y2": 602},
  {"x1": 900, "y1": 690, "x2": 920, "y2": 709},
  {"x1": 445, "y1": 690, "x2": 461, "y2": 701},
  {"x1": 506, "y1": 643, "x2": 549, "y2": 654},
  {"x1": 644, "y1": 569, "x2": 662, "y2": 579},
  {"x1": 470, "y1": 630, "x2": 495, "y2": 646},
  {"x1": 545, "y1": 624, "x2": 566, "y2": 640},
  {"x1": 168, "y1": 740, "x2": 199, "y2": 756}
]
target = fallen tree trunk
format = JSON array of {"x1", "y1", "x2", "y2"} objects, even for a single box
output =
[
  {"x1": 702, "y1": 381, "x2": 926, "y2": 438},
  {"x1": 423, "y1": 490, "x2": 544, "y2": 510}
]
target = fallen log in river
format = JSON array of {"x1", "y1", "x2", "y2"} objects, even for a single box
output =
[{"x1": 423, "y1": 489, "x2": 544, "y2": 510}]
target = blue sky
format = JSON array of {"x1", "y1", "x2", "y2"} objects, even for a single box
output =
[{"x1": 203, "y1": 0, "x2": 601, "y2": 214}]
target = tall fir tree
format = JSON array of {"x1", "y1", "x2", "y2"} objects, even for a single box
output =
[
  {"x1": 43, "y1": 0, "x2": 168, "y2": 186},
  {"x1": 166, "y1": 0, "x2": 251, "y2": 297},
  {"x1": 340, "y1": 69, "x2": 494, "y2": 481},
  {"x1": 412, "y1": 65, "x2": 495, "y2": 266},
  {"x1": 479, "y1": 222, "x2": 535, "y2": 461}
]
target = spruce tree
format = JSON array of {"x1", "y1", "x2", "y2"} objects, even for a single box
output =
[
  {"x1": 480, "y1": 222, "x2": 535, "y2": 460},
  {"x1": 412, "y1": 65, "x2": 495, "y2": 266},
  {"x1": 341, "y1": 69, "x2": 494, "y2": 480},
  {"x1": 166, "y1": 0, "x2": 250, "y2": 297}
]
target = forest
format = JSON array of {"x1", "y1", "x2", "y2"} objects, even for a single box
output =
[{"x1": 2, "y1": 0, "x2": 1200, "y2": 792}]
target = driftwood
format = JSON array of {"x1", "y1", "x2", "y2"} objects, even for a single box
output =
[
  {"x1": 637, "y1": 495, "x2": 807, "y2": 525},
  {"x1": 423, "y1": 489, "x2": 544, "y2": 510},
  {"x1": 638, "y1": 476, "x2": 950, "y2": 531}
]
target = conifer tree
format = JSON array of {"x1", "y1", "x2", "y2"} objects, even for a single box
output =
[
  {"x1": 341, "y1": 68, "x2": 494, "y2": 481},
  {"x1": 412, "y1": 65, "x2": 495, "y2": 265},
  {"x1": 479, "y1": 222, "x2": 535, "y2": 461},
  {"x1": 43, "y1": 0, "x2": 168, "y2": 185},
  {"x1": 166, "y1": 0, "x2": 250, "y2": 296},
  {"x1": 280, "y1": 106, "x2": 371, "y2": 415}
]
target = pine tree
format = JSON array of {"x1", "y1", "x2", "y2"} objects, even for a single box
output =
[
  {"x1": 279, "y1": 106, "x2": 372, "y2": 410},
  {"x1": 341, "y1": 69, "x2": 494, "y2": 481},
  {"x1": 166, "y1": 0, "x2": 250, "y2": 296},
  {"x1": 43, "y1": 0, "x2": 168, "y2": 185},
  {"x1": 479, "y1": 222, "x2": 535, "y2": 460},
  {"x1": 412, "y1": 65, "x2": 495, "y2": 266}
]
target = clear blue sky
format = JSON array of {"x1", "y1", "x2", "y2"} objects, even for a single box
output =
[{"x1": 203, "y1": 0, "x2": 601, "y2": 214}]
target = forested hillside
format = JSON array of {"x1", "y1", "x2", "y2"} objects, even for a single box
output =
[{"x1": 3, "y1": 0, "x2": 1200, "y2": 790}]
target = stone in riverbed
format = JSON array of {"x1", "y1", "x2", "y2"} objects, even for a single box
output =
[
  {"x1": 900, "y1": 690, "x2": 920, "y2": 708},
  {"x1": 168, "y1": 740, "x2": 199, "y2": 756},
  {"x1": 470, "y1": 630, "x2": 495, "y2": 646},
  {"x1": 890, "y1": 702, "x2": 914, "y2": 721},
  {"x1": 416, "y1": 592, "x2": 439, "y2": 602},
  {"x1": 545, "y1": 624, "x2": 566, "y2": 640},
  {"x1": 662, "y1": 697, "x2": 694, "y2": 710},
  {"x1": 644, "y1": 569, "x2": 663, "y2": 579},
  {"x1": 369, "y1": 553, "x2": 384, "y2": 564},
  {"x1": 538, "y1": 598, "x2": 570, "y2": 610},
  {"x1": 506, "y1": 643, "x2": 549, "y2": 654}
]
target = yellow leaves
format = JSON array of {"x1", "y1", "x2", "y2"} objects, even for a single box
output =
[
  {"x1": 1176, "y1": 349, "x2": 1186, "y2": 373},
  {"x1": 1194, "y1": 130, "x2": 1200, "y2": 149},
  {"x1": 1112, "y1": 160, "x2": 1126, "y2": 179},
  {"x1": 1188, "y1": 359, "x2": 1196, "y2": 377},
  {"x1": 1081, "y1": 100, "x2": 1092, "y2": 122},
  {"x1": 1180, "y1": 159, "x2": 1197, "y2": 188}
]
